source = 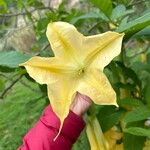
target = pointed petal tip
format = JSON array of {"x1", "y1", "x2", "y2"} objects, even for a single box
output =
[
  {"x1": 47, "y1": 21, "x2": 64, "y2": 28},
  {"x1": 114, "y1": 102, "x2": 119, "y2": 107},
  {"x1": 115, "y1": 32, "x2": 125, "y2": 37},
  {"x1": 46, "y1": 22, "x2": 54, "y2": 33},
  {"x1": 47, "y1": 21, "x2": 54, "y2": 27},
  {"x1": 120, "y1": 32, "x2": 125, "y2": 37},
  {"x1": 46, "y1": 22, "x2": 57, "y2": 37},
  {"x1": 47, "y1": 21, "x2": 73, "y2": 30},
  {"x1": 112, "y1": 95, "x2": 119, "y2": 107},
  {"x1": 107, "y1": 31, "x2": 125, "y2": 35},
  {"x1": 19, "y1": 63, "x2": 25, "y2": 67},
  {"x1": 53, "y1": 119, "x2": 64, "y2": 141},
  {"x1": 19, "y1": 60, "x2": 30, "y2": 67}
]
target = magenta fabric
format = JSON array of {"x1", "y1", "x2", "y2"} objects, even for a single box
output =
[{"x1": 18, "y1": 105, "x2": 85, "y2": 150}]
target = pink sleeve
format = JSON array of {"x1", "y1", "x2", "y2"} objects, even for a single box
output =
[{"x1": 18, "y1": 105, "x2": 85, "y2": 150}]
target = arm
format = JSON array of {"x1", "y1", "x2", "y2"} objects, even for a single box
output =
[{"x1": 18, "y1": 92, "x2": 92, "y2": 150}]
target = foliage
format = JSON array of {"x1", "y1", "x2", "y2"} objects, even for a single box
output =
[{"x1": 0, "y1": 0, "x2": 150, "y2": 149}]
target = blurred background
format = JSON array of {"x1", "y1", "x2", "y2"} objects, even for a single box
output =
[{"x1": 0, "y1": 0, "x2": 150, "y2": 149}]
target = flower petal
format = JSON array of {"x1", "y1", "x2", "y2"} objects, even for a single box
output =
[
  {"x1": 86, "y1": 117, "x2": 109, "y2": 150},
  {"x1": 47, "y1": 77, "x2": 78, "y2": 139},
  {"x1": 77, "y1": 68, "x2": 117, "y2": 106},
  {"x1": 83, "y1": 32, "x2": 124, "y2": 70},
  {"x1": 46, "y1": 21, "x2": 83, "y2": 63},
  {"x1": 19, "y1": 56, "x2": 75, "y2": 84}
]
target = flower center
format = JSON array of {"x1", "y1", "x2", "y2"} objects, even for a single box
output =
[{"x1": 78, "y1": 67, "x2": 85, "y2": 76}]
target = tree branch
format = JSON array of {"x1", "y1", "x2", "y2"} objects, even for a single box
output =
[
  {"x1": 0, "y1": 7, "x2": 53, "y2": 18},
  {"x1": 0, "y1": 75, "x2": 23, "y2": 99},
  {"x1": 35, "y1": 43, "x2": 50, "y2": 56},
  {"x1": 88, "y1": 22, "x2": 101, "y2": 33},
  {"x1": 20, "y1": 80, "x2": 40, "y2": 93}
]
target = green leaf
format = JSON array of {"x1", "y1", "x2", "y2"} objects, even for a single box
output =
[
  {"x1": 130, "y1": 62, "x2": 150, "y2": 74},
  {"x1": 115, "y1": 82, "x2": 136, "y2": 91},
  {"x1": 124, "y1": 106, "x2": 150, "y2": 123},
  {"x1": 115, "y1": 61, "x2": 141, "y2": 87},
  {"x1": 148, "y1": 53, "x2": 150, "y2": 64},
  {"x1": 90, "y1": 0, "x2": 112, "y2": 17},
  {"x1": 118, "y1": 97, "x2": 144, "y2": 109},
  {"x1": 0, "y1": 79, "x2": 5, "y2": 92},
  {"x1": 111, "y1": 4, "x2": 134, "y2": 20},
  {"x1": 119, "y1": 16, "x2": 129, "y2": 28},
  {"x1": 0, "y1": 66, "x2": 15, "y2": 72},
  {"x1": 0, "y1": 51, "x2": 31, "y2": 68},
  {"x1": 143, "y1": 75, "x2": 150, "y2": 108},
  {"x1": 97, "y1": 106, "x2": 125, "y2": 132},
  {"x1": 39, "y1": 84, "x2": 47, "y2": 96},
  {"x1": 0, "y1": 0, "x2": 7, "y2": 14},
  {"x1": 124, "y1": 127, "x2": 150, "y2": 137},
  {"x1": 27, "y1": 0, "x2": 44, "y2": 7},
  {"x1": 111, "y1": 4, "x2": 126, "y2": 19},
  {"x1": 36, "y1": 18, "x2": 49, "y2": 32},
  {"x1": 70, "y1": 12, "x2": 108, "y2": 24},
  {"x1": 135, "y1": 25, "x2": 150, "y2": 38},
  {"x1": 116, "y1": 12, "x2": 150, "y2": 39},
  {"x1": 123, "y1": 121, "x2": 146, "y2": 150},
  {"x1": 123, "y1": 133, "x2": 145, "y2": 150}
]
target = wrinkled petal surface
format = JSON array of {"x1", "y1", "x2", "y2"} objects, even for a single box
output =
[
  {"x1": 76, "y1": 68, "x2": 117, "y2": 106},
  {"x1": 47, "y1": 78, "x2": 77, "y2": 121},
  {"x1": 47, "y1": 77, "x2": 78, "y2": 139},
  {"x1": 19, "y1": 56, "x2": 75, "y2": 84},
  {"x1": 83, "y1": 32, "x2": 124, "y2": 70},
  {"x1": 46, "y1": 22, "x2": 83, "y2": 63}
]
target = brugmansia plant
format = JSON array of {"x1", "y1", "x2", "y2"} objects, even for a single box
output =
[
  {"x1": 86, "y1": 116, "x2": 109, "y2": 150},
  {"x1": 86, "y1": 117, "x2": 123, "y2": 150},
  {"x1": 19, "y1": 21, "x2": 124, "y2": 145}
]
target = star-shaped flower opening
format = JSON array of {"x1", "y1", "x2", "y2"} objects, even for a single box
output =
[{"x1": 19, "y1": 21, "x2": 124, "y2": 140}]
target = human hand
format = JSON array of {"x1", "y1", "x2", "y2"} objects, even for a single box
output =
[{"x1": 70, "y1": 92, "x2": 92, "y2": 116}]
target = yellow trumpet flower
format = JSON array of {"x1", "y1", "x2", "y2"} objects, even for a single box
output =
[
  {"x1": 86, "y1": 118, "x2": 123, "y2": 150},
  {"x1": 143, "y1": 140, "x2": 150, "y2": 150},
  {"x1": 19, "y1": 21, "x2": 124, "y2": 139},
  {"x1": 86, "y1": 117, "x2": 109, "y2": 150},
  {"x1": 104, "y1": 127, "x2": 123, "y2": 150}
]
